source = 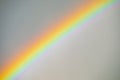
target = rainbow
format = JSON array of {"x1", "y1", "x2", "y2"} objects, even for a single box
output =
[{"x1": 2, "y1": 1, "x2": 117, "y2": 80}]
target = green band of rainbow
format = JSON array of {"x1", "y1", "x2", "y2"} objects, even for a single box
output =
[{"x1": 2, "y1": 1, "x2": 117, "y2": 80}]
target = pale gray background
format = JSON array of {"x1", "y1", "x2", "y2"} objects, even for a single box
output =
[{"x1": 1, "y1": 0, "x2": 120, "y2": 80}]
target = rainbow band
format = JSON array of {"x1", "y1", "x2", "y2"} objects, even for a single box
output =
[{"x1": 2, "y1": 1, "x2": 117, "y2": 80}]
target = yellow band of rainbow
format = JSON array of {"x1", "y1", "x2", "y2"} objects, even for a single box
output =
[{"x1": 2, "y1": 0, "x2": 117, "y2": 80}]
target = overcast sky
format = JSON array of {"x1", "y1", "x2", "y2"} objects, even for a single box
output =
[{"x1": 1, "y1": 0, "x2": 120, "y2": 80}]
